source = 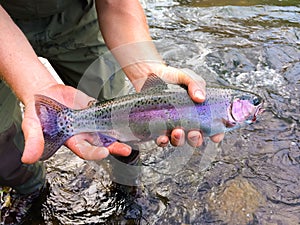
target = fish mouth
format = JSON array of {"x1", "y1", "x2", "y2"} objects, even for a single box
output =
[
  {"x1": 252, "y1": 102, "x2": 264, "y2": 122},
  {"x1": 228, "y1": 102, "x2": 237, "y2": 123},
  {"x1": 227, "y1": 98, "x2": 264, "y2": 125},
  {"x1": 224, "y1": 103, "x2": 238, "y2": 128}
]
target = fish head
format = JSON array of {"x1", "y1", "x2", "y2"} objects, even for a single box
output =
[{"x1": 225, "y1": 93, "x2": 264, "y2": 128}]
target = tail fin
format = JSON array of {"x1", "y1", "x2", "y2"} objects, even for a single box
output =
[{"x1": 35, "y1": 95, "x2": 72, "y2": 160}]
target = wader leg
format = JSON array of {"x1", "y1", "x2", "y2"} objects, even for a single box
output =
[{"x1": 0, "y1": 81, "x2": 45, "y2": 194}]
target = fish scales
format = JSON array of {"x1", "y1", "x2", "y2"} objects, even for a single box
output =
[
  {"x1": 35, "y1": 74, "x2": 263, "y2": 160},
  {"x1": 69, "y1": 90, "x2": 198, "y2": 140}
]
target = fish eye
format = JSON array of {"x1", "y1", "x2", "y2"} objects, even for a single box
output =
[
  {"x1": 239, "y1": 95, "x2": 250, "y2": 101},
  {"x1": 253, "y1": 97, "x2": 261, "y2": 106}
]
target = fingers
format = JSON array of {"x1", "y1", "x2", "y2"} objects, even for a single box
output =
[
  {"x1": 187, "y1": 130, "x2": 203, "y2": 147},
  {"x1": 157, "y1": 130, "x2": 224, "y2": 148},
  {"x1": 73, "y1": 141, "x2": 110, "y2": 160},
  {"x1": 21, "y1": 102, "x2": 44, "y2": 164},
  {"x1": 23, "y1": 85, "x2": 131, "y2": 162},
  {"x1": 180, "y1": 68, "x2": 206, "y2": 103},
  {"x1": 210, "y1": 133, "x2": 225, "y2": 143},
  {"x1": 153, "y1": 68, "x2": 207, "y2": 148},
  {"x1": 132, "y1": 64, "x2": 206, "y2": 103},
  {"x1": 66, "y1": 134, "x2": 131, "y2": 160},
  {"x1": 156, "y1": 136, "x2": 169, "y2": 147},
  {"x1": 160, "y1": 67, "x2": 206, "y2": 103},
  {"x1": 171, "y1": 129, "x2": 185, "y2": 146},
  {"x1": 187, "y1": 81, "x2": 206, "y2": 103},
  {"x1": 21, "y1": 86, "x2": 95, "y2": 164},
  {"x1": 107, "y1": 142, "x2": 132, "y2": 156},
  {"x1": 156, "y1": 129, "x2": 203, "y2": 148}
]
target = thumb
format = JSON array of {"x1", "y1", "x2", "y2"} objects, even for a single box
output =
[
  {"x1": 162, "y1": 67, "x2": 206, "y2": 103},
  {"x1": 21, "y1": 102, "x2": 44, "y2": 164}
]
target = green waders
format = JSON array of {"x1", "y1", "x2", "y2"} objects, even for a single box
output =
[{"x1": 0, "y1": 0, "x2": 126, "y2": 194}]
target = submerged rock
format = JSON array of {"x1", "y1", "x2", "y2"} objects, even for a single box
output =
[{"x1": 206, "y1": 177, "x2": 265, "y2": 225}]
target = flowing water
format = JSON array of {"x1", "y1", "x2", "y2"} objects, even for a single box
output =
[{"x1": 26, "y1": 0, "x2": 299, "y2": 224}]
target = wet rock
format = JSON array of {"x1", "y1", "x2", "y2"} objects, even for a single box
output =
[
  {"x1": 263, "y1": 45, "x2": 300, "y2": 70},
  {"x1": 206, "y1": 177, "x2": 265, "y2": 225},
  {"x1": 282, "y1": 62, "x2": 300, "y2": 83},
  {"x1": 205, "y1": 48, "x2": 257, "y2": 75}
]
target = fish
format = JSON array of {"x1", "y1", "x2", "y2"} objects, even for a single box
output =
[{"x1": 35, "y1": 74, "x2": 264, "y2": 160}]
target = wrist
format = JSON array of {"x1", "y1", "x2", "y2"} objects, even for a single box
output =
[
  {"x1": 8, "y1": 60, "x2": 59, "y2": 106},
  {"x1": 22, "y1": 81, "x2": 58, "y2": 106},
  {"x1": 107, "y1": 41, "x2": 165, "y2": 91}
]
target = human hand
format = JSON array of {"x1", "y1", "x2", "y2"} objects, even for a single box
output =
[
  {"x1": 21, "y1": 84, "x2": 131, "y2": 164},
  {"x1": 124, "y1": 64, "x2": 225, "y2": 148},
  {"x1": 155, "y1": 66, "x2": 225, "y2": 147}
]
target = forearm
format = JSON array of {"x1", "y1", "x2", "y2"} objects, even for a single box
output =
[
  {"x1": 95, "y1": 0, "x2": 165, "y2": 89},
  {"x1": 96, "y1": 0, "x2": 152, "y2": 47},
  {"x1": 0, "y1": 6, "x2": 57, "y2": 105}
]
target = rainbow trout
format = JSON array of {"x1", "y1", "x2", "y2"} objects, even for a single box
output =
[{"x1": 35, "y1": 74, "x2": 263, "y2": 160}]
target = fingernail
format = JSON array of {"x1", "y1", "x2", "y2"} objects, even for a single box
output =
[
  {"x1": 194, "y1": 90, "x2": 205, "y2": 101},
  {"x1": 98, "y1": 148, "x2": 110, "y2": 158},
  {"x1": 189, "y1": 134, "x2": 200, "y2": 142},
  {"x1": 157, "y1": 136, "x2": 168, "y2": 145},
  {"x1": 172, "y1": 130, "x2": 185, "y2": 146},
  {"x1": 173, "y1": 132, "x2": 181, "y2": 140},
  {"x1": 122, "y1": 145, "x2": 132, "y2": 155}
]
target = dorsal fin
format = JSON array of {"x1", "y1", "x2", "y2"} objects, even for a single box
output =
[{"x1": 141, "y1": 73, "x2": 168, "y2": 92}]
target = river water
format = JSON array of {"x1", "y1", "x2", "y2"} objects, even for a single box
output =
[{"x1": 27, "y1": 0, "x2": 299, "y2": 224}]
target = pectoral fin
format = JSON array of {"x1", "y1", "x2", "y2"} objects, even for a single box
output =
[{"x1": 96, "y1": 132, "x2": 118, "y2": 147}]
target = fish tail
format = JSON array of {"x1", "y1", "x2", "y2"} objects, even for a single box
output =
[{"x1": 35, "y1": 94, "x2": 72, "y2": 160}]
